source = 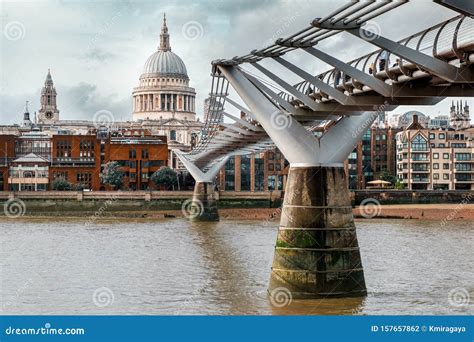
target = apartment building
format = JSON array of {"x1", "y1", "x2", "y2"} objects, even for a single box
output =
[{"x1": 396, "y1": 115, "x2": 473, "y2": 190}]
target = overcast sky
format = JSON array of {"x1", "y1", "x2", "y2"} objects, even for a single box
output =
[{"x1": 0, "y1": 0, "x2": 470, "y2": 124}]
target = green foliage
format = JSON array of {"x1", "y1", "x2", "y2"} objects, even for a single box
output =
[
  {"x1": 151, "y1": 166, "x2": 177, "y2": 190},
  {"x1": 51, "y1": 177, "x2": 72, "y2": 191},
  {"x1": 100, "y1": 161, "x2": 125, "y2": 189},
  {"x1": 394, "y1": 179, "x2": 405, "y2": 189},
  {"x1": 379, "y1": 170, "x2": 397, "y2": 185}
]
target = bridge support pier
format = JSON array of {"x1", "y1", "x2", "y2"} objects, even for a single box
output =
[
  {"x1": 218, "y1": 65, "x2": 376, "y2": 299},
  {"x1": 174, "y1": 152, "x2": 228, "y2": 222},
  {"x1": 269, "y1": 166, "x2": 366, "y2": 298},
  {"x1": 191, "y1": 181, "x2": 219, "y2": 221}
]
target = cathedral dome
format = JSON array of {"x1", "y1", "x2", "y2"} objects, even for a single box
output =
[
  {"x1": 140, "y1": 13, "x2": 188, "y2": 79},
  {"x1": 142, "y1": 50, "x2": 188, "y2": 78}
]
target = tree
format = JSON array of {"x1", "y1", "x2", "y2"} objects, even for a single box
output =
[
  {"x1": 379, "y1": 170, "x2": 397, "y2": 185},
  {"x1": 394, "y1": 179, "x2": 405, "y2": 189},
  {"x1": 100, "y1": 161, "x2": 125, "y2": 190},
  {"x1": 151, "y1": 166, "x2": 177, "y2": 190},
  {"x1": 51, "y1": 177, "x2": 72, "y2": 191}
]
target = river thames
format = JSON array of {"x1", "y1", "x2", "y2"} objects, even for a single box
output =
[{"x1": 1, "y1": 218, "x2": 472, "y2": 315}]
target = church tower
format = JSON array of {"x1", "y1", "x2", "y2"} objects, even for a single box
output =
[
  {"x1": 38, "y1": 69, "x2": 60, "y2": 124},
  {"x1": 449, "y1": 100, "x2": 470, "y2": 129}
]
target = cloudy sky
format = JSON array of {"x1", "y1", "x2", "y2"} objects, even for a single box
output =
[{"x1": 0, "y1": 0, "x2": 470, "y2": 124}]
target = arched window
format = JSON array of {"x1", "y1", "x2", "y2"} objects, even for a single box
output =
[
  {"x1": 170, "y1": 130, "x2": 176, "y2": 141},
  {"x1": 411, "y1": 134, "x2": 428, "y2": 151}
]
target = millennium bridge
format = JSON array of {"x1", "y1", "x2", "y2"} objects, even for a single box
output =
[{"x1": 174, "y1": 0, "x2": 474, "y2": 299}]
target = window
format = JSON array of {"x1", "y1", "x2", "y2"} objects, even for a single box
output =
[
  {"x1": 439, "y1": 133, "x2": 445, "y2": 139},
  {"x1": 268, "y1": 152, "x2": 274, "y2": 160},
  {"x1": 411, "y1": 134, "x2": 428, "y2": 151},
  {"x1": 433, "y1": 153, "x2": 439, "y2": 159},
  {"x1": 254, "y1": 155, "x2": 264, "y2": 191},
  {"x1": 240, "y1": 155, "x2": 251, "y2": 191},
  {"x1": 224, "y1": 157, "x2": 235, "y2": 191},
  {"x1": 433, "y1": 173, "x2": 439, "y2": 180},
  {"x1": 129, "y1": 148, "x2": 136, "y2": 159},
  {"x1": 443, "y1": 174, "x2": 449, "y2": 180},
  {"x1": 443, "y1": 163, "x2": 449, "y2": 170},
  {"x1": 455, "y1": 153, "x2": 470, "y2": 161},
  {"x1": 268, "y1": 163, "x2": 274, "y2": 171},
  {"x1": 142, "y1": 148, "x2": 149, "y2": 159},
  {"x1": 439, "y1": 143, "x2": 445, "y2": 148},
  {"x1": 443, "y1": 153, "x2": 449, "y2": 159},
  {"x1": 433, "y1": 163, "x2": 439, "y2": 169},
  {"x1": 170, "y1": 130, "x2": 176, "y2": 141},
  {"x1": 275, "y1": 163, "x2": 281, "y2": 171},
  {"x1": 429, "y1": 133, "x2": 435, "y2": 139}
]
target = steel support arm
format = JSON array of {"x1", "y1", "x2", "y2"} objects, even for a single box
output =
[
  {"x1": 219, "y1": 65, "x2": 378, "y2": 166},
  {"x1": 303, "y1": 46, "x2": 392, "y2": 97},
  {"x1": 174, "y1": 151, "x2": 228, "y2": 183},
  {"x1": 347, "y1": 27, "x2": 471, "y2": 83},
  {"x1": 273, "y1": 56, "x2": 354, "y2": 105}
]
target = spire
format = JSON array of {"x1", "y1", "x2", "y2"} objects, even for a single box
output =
[
  {"x1": 159, "y1": 13, "x2": 171, "y2": 51},
  {"x1": 45, "y1": 68, "x2": 53, "y2": 85}
]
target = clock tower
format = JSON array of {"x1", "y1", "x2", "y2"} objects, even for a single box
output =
[{"x1": 38, "y1": 69, "x2": 59, "y2": 124}]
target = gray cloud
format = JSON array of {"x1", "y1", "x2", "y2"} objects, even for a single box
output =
[{"x1": 0, "y1": 0, "x2": 470, "y2": 124}]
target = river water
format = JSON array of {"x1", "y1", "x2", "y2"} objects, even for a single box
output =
[{"x1": 0, "y1": 218, "x2": 472, "y2": 315}]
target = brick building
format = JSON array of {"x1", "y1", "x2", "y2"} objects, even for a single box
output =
[
  {"x1": 0, "y1": 129, "x2": 168, "y2": 191},
  {"x1": 346, "y1": 126, "x2": 400, "y2": 189}
]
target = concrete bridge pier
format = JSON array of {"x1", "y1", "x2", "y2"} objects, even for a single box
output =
[
  {"x1": 219, "y1": 65, "x2": 377, "y2": 298},
  {"x1": 191, "y1": 181, "x2": 219, "y2": 221},
  {"x1": 174, "y1": 152, "x2": 228, "y2": 222},
  {"x1": 269, "y1": 166, "x2": 366, "y2": 298}
]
